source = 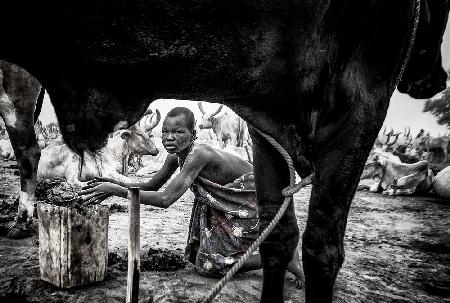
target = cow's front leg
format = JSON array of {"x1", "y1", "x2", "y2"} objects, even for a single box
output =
[
  {"x1": 251, "y1": 129, "x2": 299, "y2": 303},
  {"x1": 303, "y1": 141, "x2": 373, "y2": 302}
]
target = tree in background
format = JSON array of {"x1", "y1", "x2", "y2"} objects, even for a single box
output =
[{"x1": 423, "y1": 70, "x2": 450, "y2": 130}]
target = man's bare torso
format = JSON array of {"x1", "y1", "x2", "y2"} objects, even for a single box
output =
[{"x1": 175, "y1": 143, "x2": 252, "y2": 185}]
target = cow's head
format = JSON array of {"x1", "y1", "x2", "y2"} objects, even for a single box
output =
[
  {"x1": 120, "y1": 124, "x2": 159, "y2": 157},
  {"x1": 361, "y1": 154, "x2": 385, "y2": 183},
  {"x1": 198, "y1": 102, "x2": 223, "y2": 129},
  {"x1": 397, "y1": 0, "x2": 449, "y2": 99}
]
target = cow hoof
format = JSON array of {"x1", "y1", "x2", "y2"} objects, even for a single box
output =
[{"x1": 6, "y1": 219, "x2": 36, "y2": 239}]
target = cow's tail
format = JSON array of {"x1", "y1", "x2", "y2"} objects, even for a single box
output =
[{"x1": 34, "y1": 87, "x2": 45, "y2": 124}]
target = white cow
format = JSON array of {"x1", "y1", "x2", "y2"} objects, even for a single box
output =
[
  {"x1": 37, "y1": 124, "x2": 158, "y2": 187},
  {"x1": 198, "y1": 102, "x2": 248, "y2": 148}
]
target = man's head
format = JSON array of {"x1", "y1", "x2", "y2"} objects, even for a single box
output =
[{"x1": 162, "y1": 107, "x2": 197, "y2": 154}]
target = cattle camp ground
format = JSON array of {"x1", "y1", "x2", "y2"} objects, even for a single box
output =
[{"x1": 0, "y1": 91, "x2": 449, "y2": 302}]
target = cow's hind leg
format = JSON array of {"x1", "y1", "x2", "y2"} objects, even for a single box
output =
[
  {"x1": 0, "y1": 67, "x2": 42, "y2": 239},
  {"x1": 251, "y1": 129, "x2": 299, "y2": 303},
  {"x1": 302, "y1": 134, "x2": 376, "y2": 302}
]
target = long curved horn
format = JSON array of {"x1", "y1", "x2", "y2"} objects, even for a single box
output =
[
  {"x1": 139, "y1": 108, "x2": 153, "y2": 128},
  {"x1": 198, "y1": 102, "x2": 206, "y2": 115},
  {"x1": 144, "y1": 108, "x2": 153, "y2": 116},
  {"x1": 386, "y1": 133, "x2": 400, "y2": 146},
  {"x1": 211, "y1": 104, "x2": 224, "y2": 117},
  {"x1": 147, "y1": 109, "x2": 161, "y2": 131}
]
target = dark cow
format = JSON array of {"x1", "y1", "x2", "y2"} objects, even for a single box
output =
[{"x1": 1, "y1": 1, "x2": 448, "y2": 302}]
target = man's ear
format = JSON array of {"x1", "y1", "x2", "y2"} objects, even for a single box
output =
[{"x1": 192, "y1": 129, "x2": 197, "y2": 140}]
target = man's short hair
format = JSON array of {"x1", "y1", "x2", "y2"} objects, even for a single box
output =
[{"x1": 166, "y1": 107, "x2": 196, "y2": 131}]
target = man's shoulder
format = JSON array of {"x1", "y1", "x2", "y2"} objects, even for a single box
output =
[{"x1": 191, "y1": 143, "x2": 214, "y2": 159}]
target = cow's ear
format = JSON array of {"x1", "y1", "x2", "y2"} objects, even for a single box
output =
[{"x1": 121, "y1": 131, "x2": 131, "y2": 140}]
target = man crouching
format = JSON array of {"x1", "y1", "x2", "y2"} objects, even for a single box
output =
[{"x1": 80, "y1": 107, "x2": 304, "y2": 284}]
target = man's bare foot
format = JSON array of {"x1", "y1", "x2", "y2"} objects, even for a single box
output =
[{"x1": 287, "y1": 248, "x2": 305, "y2": 289}]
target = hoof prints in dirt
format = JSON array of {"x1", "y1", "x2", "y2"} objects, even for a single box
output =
[
  {"x1": 142, "y1": 248, "x2": 187, "y2": 271},
  {"x1": 0, "y1": 198, "x2": 18, "y2": 223},
  {"x1": 109, "y1": 248, "x2": 186, "y2": 272},
  {"x1": 0, "y1": 198, "x2": 19, "y2": 236},
  {"x1": 109, "y1": 203, "x2": 127, "y2": 213}
]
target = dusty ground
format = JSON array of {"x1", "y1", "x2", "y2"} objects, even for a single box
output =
[{"x1": 0, "y1": 159, "x2": 449, "y2": 302}]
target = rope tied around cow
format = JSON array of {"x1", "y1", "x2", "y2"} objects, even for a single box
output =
[
  {"x1": 203, "y1": 1, "x2": 421, "y2": 300},
  {"x1": 202, "y1": 130, "x2": 314, "y2": 303}
]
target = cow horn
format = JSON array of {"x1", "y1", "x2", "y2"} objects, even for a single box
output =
[
  {"x1": 198, "y1": 102, "x2": 206, "y2": 115},
  {"x1": 211, "y1": 104, "x2": 224, "y2": 117},
  {"x1": 382, "y1": 126, "x2": 386, "y2": 135},
  {"x1": 147, "y1": 109, "x2": 161, "y2": 131},
  {"x1": 386, "y1": 133, "x2": 400, "y2": 146},
  {"x1": 144, "y1": 108, "x2": 153, "y2": 116},
  {"x1": 139, "y1": 108, "x2": 153, "y2": 128},
  {"x1": 113, "y1": 120, "x2": 129, "y2": 131}
]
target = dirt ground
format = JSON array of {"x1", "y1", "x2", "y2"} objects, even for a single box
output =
[{"x1": 0, "y1": 159, "x2": 449, "y2": 303}]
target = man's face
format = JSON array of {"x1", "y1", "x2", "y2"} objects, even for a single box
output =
[{"x1": 161, "y1": 115, "x2": 194, "y2": 154}]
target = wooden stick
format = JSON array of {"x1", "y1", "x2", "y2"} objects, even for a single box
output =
[{"x1": 126, "y1": 187, "x2": 140, "y2": 303}]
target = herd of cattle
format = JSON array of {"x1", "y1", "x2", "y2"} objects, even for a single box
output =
[
  {"x1": 1, "y1": 96, "x2": 449, "y2": 200},
  {"x1": 360, "y1": 126, "x2": 450, "y2": 199}
]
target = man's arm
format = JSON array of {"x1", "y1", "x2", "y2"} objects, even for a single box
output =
[
  {"x1": 139, "y1": 148, "x2": 209, "y2": 208},
  {"x1": 123, "y1": 154, "x2": 179, "y2": 191}
]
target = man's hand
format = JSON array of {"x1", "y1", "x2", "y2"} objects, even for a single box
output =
[
  {"x1": 87, "y1": 176, "x2": 124, "y2": 187},
  {"x1": 79, "y1": 182, "x2": 124, "y2": 205}
]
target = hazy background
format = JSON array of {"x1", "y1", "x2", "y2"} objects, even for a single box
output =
[{"x1": 39, "y1": 20, "x2": 450, "y2": 137}]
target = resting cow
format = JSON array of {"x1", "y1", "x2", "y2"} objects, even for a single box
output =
[
  {"x1": 1, "y1": 0, "x2": 448, "y2": 302},
  {"x1": 38, "y1": 123, "x2": 158, "y2": 186},
  {"x1": 359, "y1": 153, "x2": 434, "y2": 196}
]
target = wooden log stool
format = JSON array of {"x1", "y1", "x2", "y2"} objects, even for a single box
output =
[{"x1": 36, "y1": 179, "x2": 109, "y2": 288}]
